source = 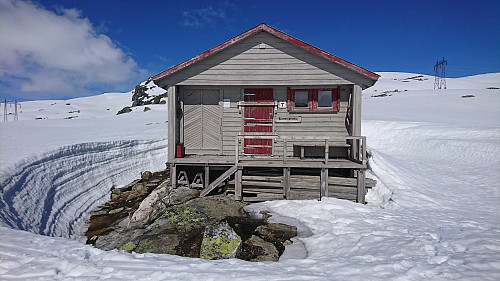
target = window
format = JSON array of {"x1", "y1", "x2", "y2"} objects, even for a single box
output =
[
  {"x1": 294, "y1": 91, "x2": 309, "y2": 108},
  {"x1": 287, "y1": 87, "x2": 340, "y2": 112},
  {"x1": 318, "y1": 90, "x2": 333, "y2": 108}
]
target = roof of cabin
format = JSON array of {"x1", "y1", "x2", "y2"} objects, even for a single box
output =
[{"x1": 151, "y1": 23, "x2": 380, "y2": 82}]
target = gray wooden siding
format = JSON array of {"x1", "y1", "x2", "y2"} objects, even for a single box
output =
[
  {"x1": 179, "y1": 85, "x2": 353, "y2": 157},
  {"x1": 158, "y1": 32, "x2": 373, "y2": 87}
]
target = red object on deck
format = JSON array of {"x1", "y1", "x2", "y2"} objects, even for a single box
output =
[{"x1": 176, "y1": 143, "x2": 185, "y2": 158}]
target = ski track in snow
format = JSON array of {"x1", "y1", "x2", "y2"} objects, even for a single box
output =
[{"x1": 0, "y1": 139, "x2": 167, "y2": 239}]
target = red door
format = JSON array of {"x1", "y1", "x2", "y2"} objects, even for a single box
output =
[{"x1": 243, "y1": 88, "x2": 273, "y2": 154}]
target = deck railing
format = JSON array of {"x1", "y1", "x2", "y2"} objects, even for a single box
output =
[{"x1": 235, "y1": 134, "x2": 367, "y2": 166}]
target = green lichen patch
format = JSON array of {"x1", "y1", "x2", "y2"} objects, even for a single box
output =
[
  {"x1": 149, "y1": 204, "x2": 206, "y2": 231},
  {"x1": 119, "y1": 242, "x2": 136, "y2": 252},
  {"x1": 134, "y1": 239, "x2": 155, "y2": 254},
  {"x1": 200, "y1": 232, "x2": 242, "y2": 260}
]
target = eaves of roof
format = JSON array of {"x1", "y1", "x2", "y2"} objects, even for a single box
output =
[{"x1": 151, "y1": 23, "x2": 380, "y2": 82}]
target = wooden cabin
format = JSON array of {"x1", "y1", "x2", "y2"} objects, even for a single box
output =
[{"x1": 152, "y1": 24, "x2": 379, "y2": 203}]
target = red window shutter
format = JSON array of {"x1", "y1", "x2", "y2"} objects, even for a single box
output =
[
  {"x1": 311, "y1": 89, "x2": 318, "y2": 110},
  {"x1": 334, "y1": 86, "x2": 341, "y2": 112},
  {"x1": 287, "y1": 87, "x2": 292, "y2": 111}
]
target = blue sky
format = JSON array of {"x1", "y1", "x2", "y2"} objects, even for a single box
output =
[{"x1": 1, "y1": 0, "x2": 499, "y2": 101}]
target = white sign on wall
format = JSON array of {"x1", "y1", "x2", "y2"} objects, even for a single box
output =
[{"x1": 278, "y1": 101, "x2": 287, "y2": 109}]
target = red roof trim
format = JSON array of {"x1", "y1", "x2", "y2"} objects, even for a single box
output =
[{"x1": 151, "y1": 23, "x2": 379, "y2": 81}]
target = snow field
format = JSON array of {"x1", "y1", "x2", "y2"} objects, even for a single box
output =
[{"x1": 0, "y1": 73, "x2": 499, "y2": 280}]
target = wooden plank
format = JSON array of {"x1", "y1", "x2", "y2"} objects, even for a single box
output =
[
  {"x1": 241, "y1": 180, "x2": 283, "y2": 188},
  {"x1": 243, "y1": 195, "x2": 283, "y2": 202},
  {"x1": 242, "y1": 175, "x2": 282, "y2": 181},
  {"x1": 200, "y1": 165, "x2": 237, "y2": 197},
  {"x1": 242, "y1": 188, "x2": 283, "y2": 194}
]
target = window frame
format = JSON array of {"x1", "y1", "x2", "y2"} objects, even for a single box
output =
[{"x1": 287, "y1": 87, "x2": 340, "y2": 112}]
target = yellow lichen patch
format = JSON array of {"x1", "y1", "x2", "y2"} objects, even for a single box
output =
[
  {"x1": 135, "y1": 239, "x2": 155, "y2": 254},
  {"x1": 200, "y1": 233, "x2": 242, "y2": 260},
  {"x1": 119, "y1": 242, "x2": 136, "y2": 252}
]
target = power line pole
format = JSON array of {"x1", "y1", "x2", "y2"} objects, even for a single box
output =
[
  {"x1": 3, "y1": 99, "x2": 6, "y2": 122},
  {"x1": 2, "y1": 99, "x2": 21, "y2": 122},
  {"x1": 434, "y1": 57, "x2": 447, "y2": 89}
]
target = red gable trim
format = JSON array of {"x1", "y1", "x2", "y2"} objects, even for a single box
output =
[{"x1": 151, "y1": 23, "x2": 379, "y2": 81}]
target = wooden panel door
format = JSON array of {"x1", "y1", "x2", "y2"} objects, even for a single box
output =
[
  {"x1": 243, "y1": 88, "x2": 273, "y2": 154},
  {"x1": 201, "y1": 90, "x2": 221, "y2": 150},
  {"x1": 183, "y1": 89, "x2": 221, "y2": 154},
  {"x1": 183, "y1": 89, "x2": 203, "y2": 150}
]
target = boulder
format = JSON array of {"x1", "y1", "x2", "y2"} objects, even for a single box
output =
[
  {"x1": 255, "y1": 223, "x2": 297, "y2": 255},
  {"x1": 242, "y1": 235, "x2": 279, "y2": 262},
  {"x1": 129, "y1": 181, "x2": 170, "y2": 228},
  {"x1": 255, "y1": 223, "x2": 297, "y2": 242},
  {"x1": 141, "y1": 171, "x2": 153, "y2": 180},
  {"x1": 200, "y1": 222, "x2": 242, "y2": 260},
  {"x1": 116, "y1": 106, "x2": 132, "y2": 115},
  {"x1": 163, "y1": 187, "x2": 200, "y2": 206}
]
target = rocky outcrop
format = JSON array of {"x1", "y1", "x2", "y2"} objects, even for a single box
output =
[
  {"x1": 116, "y1": 79, "x2": 167, "y2": 115},
  {"x1": 85, "y1": 169, "x2": 297, "y2": 261},
  {"x1": 131, "y1": 80, "x2": 167, "y2": 107}
]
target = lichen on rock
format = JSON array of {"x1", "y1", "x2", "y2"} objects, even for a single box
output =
[
  {"x1": 119, "y1": 242, "x2": 136, "y2": 252},
  {"x1": 200, "y1": 222, "x2": 242, "y2": 260}
]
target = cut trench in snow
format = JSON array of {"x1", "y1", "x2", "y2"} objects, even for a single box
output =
[{"x1": 0, "y1": 139, "x2": 168, "y2": 239}]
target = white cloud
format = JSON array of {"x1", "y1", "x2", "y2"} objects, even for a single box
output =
[
  {"x1": 182, "y1": 6, "x2": 226, "y2": 27},
  {"x1": 0, "y1": 0, "x2": 142, "y2": 100}
]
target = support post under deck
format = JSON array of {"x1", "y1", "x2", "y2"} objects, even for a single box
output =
[
  {"x1": 356, "y1": 169, "x2": 366, "y2": 204},
  {"x1": 204, "y1": 165, "x2": 210, "y2": 189},
  {"x1": 283, "y1": 167, "x2": 290, "y2": 200},
  {"x1": 320, "y1": 168, "x2": 328, "y2": 199},
  {"x1": 235, "y1": 168, "x2": 243, "y2": 201},
  {"x1": 170, "y1": 164, "x2": 177, "y2": 189}
]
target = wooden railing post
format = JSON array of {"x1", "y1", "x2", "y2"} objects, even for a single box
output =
[
  {"x1": 362, "y1": 136, "x2": 367, "y2": 165},
  {"x1": 325, "y1": 140, "x2": 329, "y2": 165},
  {"x1": 283, "y1": 138, "x2": 287, "y2": 164},
  {"x1": 235, "y1": 137, "x2": 239, "y2": 165}
]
